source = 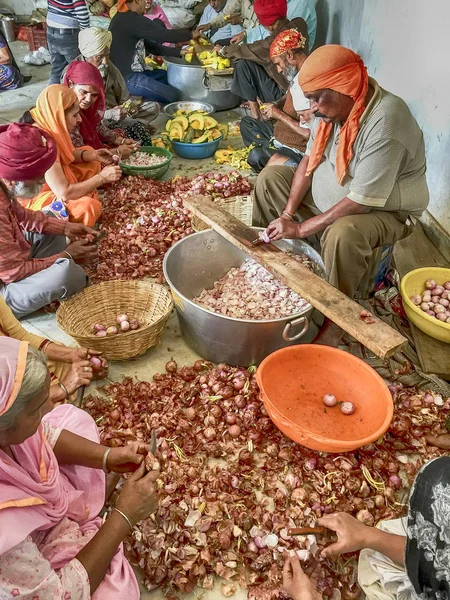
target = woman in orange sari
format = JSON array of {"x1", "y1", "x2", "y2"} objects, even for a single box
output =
[{"x1": 21, "y1": 85, "x2": 122, "y2": 227}]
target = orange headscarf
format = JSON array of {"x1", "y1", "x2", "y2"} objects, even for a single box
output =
[
  {"x1": 30, "y1": 85, "x2": 77, "y2": 167},
  {"x1": 298, "y1": 45, "x2": 368, "y2": 185},
  {"x1": 116, "y1": 0, "x2": 129, "y2": 12}
]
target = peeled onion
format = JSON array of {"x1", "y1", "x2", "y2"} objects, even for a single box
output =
[
  {"x1": 95, "y1": 330, "x2": 107, "y2": 337},
  {"x1": 106, "y1": 326, "x2": 118, "y2": 335},
  {"x1": 120, "y1": 320, "x2": 130, "y2": 332},
  {"x1": 323, "y1": 393, "x2": 337, "y2": 407},
  {"x1": 341, "y1": 401, "x2": 355, "y2": 415},
  {"x1": 116, "y1": 313, "x2": 129, "y2": 324}
]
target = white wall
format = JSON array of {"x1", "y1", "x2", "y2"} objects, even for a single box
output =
[
  {"x1": 315, "y1": 0, "x2": 450, "y2": 238},
  {"x1": 1, "y1": 0, "x2": 37, "y2": 17}
]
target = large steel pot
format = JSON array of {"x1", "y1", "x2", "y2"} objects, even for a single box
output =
[
  {"x1": 165, "y1": 57, "x2": 239, "y2": 111},
  {"x1": 163, "y1": 229, "x2": 326, "y2": 366}
]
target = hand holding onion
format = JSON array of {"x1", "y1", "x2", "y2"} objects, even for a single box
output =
[
  {"x1": 318, "y1": 513, "x2": 374, "y2": 558},
  {"x1": 106, "y1": 441, "x2": 153, "y2": 473},
  {"x1": 116, "y1": 461, "x2": 160, "y2": 525},
  {"x1": 61, "y1": 360, "x2": 93, "y2": 395},
  {"x1": 266, "y1": 217, "x2": 301, "y2": 242},
  {"x1": 282, "y1": 554, "x2": 321, "y2": 600}
]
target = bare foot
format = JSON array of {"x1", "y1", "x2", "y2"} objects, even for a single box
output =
[
  {"x1": 248, "y1": 100, "x2": 261, "y2": 120},
  {"x1": 425, "y1": 433, "x2": 450, "y2": 449},
  {"x1": 312, "y1": 318, "x2": 344, "y2": 348}
]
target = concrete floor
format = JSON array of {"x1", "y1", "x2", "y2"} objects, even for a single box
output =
[{"x1": 3, "y1": 41, "x2": 251, "y2": 599}]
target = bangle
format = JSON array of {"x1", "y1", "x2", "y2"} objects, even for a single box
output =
[
  {"x1": 62, "y1": 250, "x2": 73, "y2": 260},
  {"x1": 112, "y1": 507, "x2": 134, "y2": 531},
  {"x1": 39, "y1": 338, "x2": 52, "y2": 352},
  {"x1": 102, "y1": 447, "x2": 112, "y2": 473},
  {"x1": 81, "y1": 149, "x2": 88, "y2": 162},
  {"x1": 282, "y1": 211, "x2": 295, "y2": 222},
  {"x1": 58, "y1": 381, "x2": 70, "y2": 401},
  {"x1": 120, "y1": 137, "x2": 126, "y2": 145}
]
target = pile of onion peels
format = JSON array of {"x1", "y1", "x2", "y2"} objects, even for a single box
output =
[
  {"x1": 84, "y1": 363, "x2": 449, "y2": 600},
  {"x1": 88, "y1": 172, "x2": 252, "y2": 283}
]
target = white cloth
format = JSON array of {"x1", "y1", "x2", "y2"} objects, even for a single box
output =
[
  {"x1": 358, "y1": 518, "x2": 417, "y2": 600},
  {"x1": 290, "y1": 77, "x2": 310, "y2": 111},
  {"x1": 78, "y1": 26, "x2": 112, "y2": 57}
]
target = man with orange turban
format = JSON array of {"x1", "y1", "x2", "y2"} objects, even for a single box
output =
[
  {"x1": 216, "y1": 0, "x2": 308, "y2": 119},
  {"x1": 253, "y1": 45, "x2": 429, "y2": 346},
  {"x1": 240, "y1": 28, "x2": 310, "y2": 172}
]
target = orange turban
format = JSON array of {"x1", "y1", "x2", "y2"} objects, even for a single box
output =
[
  {"x1": 116, "y1": 0, "x2": 129, "y2": 12},
  {"x1": 298, "y1": 45, "x2": 368, "y2": 185},
  {"x1": 269, "y1": 29, "x2": 307, "y2": 59}
]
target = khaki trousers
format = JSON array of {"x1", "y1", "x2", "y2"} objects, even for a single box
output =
[{"x1": 253, "y1": 166, "x2": 414, "y2": 298}]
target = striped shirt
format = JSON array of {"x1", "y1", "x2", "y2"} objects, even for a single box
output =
[
  {"x1": 0, "y1": 186, "x2": 67, "y2": 285},
  {"x1": 47, "y1": 0, "x2": 90, "y2": 30},
  {"x1": 305, "y1": 78, "x2": 429, "y2": 222}
]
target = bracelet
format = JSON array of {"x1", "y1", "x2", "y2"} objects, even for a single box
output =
[
  {"x1": 282, "y1": 211, "x2": 295, "y2": 222},
  {"x1": 58, "y1": 381, "x2": 70, "y2": 401},
  {"x1": 120, "y1": 137, "x2": 126, "y2": 145},
  {"x1": 102, "y1": 447, "x2": 112, "y2": 473},
  {"x1": 81, "y1": 149, "x2": 88, "y2": 162},
  {"x1": 62, "y1": 250, "x2": 73, "y2": 261},
  {"x1": 112, "y1": 507, "x2": 134, "y2": 531},
  {"x1": 39, "y1": 338, "x2": 52, "y2": 352}
]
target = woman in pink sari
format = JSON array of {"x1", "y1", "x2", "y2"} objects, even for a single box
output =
[{"x1": 0, "y1": 338, "x2": 159, "y2": 599}]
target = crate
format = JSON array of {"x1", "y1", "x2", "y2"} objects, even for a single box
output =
[{"x1": 26, "y1": 22, "x2": 47, "y2": 52}]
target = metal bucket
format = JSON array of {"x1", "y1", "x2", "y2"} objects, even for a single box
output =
[
  {"x1": 163, "y1": 229, "x2": 326, "y2": 366},
  {"x1": 165, "y1": 56, "x2": 239, "y2": 111},
  {"x1": 0, "y1": 13, "x2": 15, "y2": 42}
]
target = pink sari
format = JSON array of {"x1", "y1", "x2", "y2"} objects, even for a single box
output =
[{"x1": 0, "y1": 404, "x2": 139, "y2": 599}]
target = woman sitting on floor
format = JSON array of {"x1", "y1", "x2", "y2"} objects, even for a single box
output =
[
  {"x1": 0, "y1": 296, "x2": 107, "y2": 404},
  {"x1": 20, "y1": 85, "x2": 121, "y2": 227},
  {"x1": 0, "y1": 337, "x2": 159, "y2": 599},
  {"x1": 63, "y1": 60, "x2": 138, "y2": 158},
  {"x1": 0, "y1": 32, "x2": 23, "y2": 91}
]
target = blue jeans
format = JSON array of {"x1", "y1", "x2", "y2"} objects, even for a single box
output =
[
  {"x1": 125, "y1": 70, "x2": 180, "y2": 104},
  {"x1": 47, "y1": 26, "x2": 80, "y2": 84}
]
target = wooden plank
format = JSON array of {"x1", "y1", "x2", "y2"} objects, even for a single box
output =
[
  {"x1": 393, "y1": 224, "x2": 450, "y2": 380},
  {"x1": 206, "y1": 67, "x2": 234, "y2": 76},
  {"x1": 185, "y1": 196, "x2": 408, "y2": 360}
]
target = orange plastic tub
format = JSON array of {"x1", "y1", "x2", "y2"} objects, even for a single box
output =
[{"x1": 256, "y1": 345, "x2": 394, "y2": 453}]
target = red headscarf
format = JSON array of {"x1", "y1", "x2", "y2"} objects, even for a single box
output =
[
  {"x1": 0, "y1": 122, "x2": 57, "y2": 181},
  {"x1": 63, "y1": 60, "x2": 106, "y2": 150},
  {"x1": 269, "y1": 28, "x2": 307, "y2": 59},
  {"x1": 254, "y1": 0, "x2": 287, "y2": 27},
  {"x1": 298, "y1": 45, "x2": 369, "y2": 185}
]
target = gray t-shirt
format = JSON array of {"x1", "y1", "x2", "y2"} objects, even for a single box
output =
[{"x1": 305, "y1": 77, "x2": 429, "y2": 222}]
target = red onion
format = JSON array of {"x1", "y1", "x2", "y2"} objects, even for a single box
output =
[
  {"x1": 341, "y1": 401, "x2": 355, "y2": 415},
  {"x1": 410, "y1": 295, "x2": 422, "y2": 305},
  {"x1": 165, "y1": 360, "x2": 177, "y2": 373},
  {"x1": 356, "y1": 509, "x2": 374, "y2": 526},
  {"x1": 389, "y1": 474, "x2": 401, "y2": 489},
  {"x1": 116, "y1": 313, "x2": 128, "y2": 324},
  {"x1": 95, "y1": 330, "x2": 107, "y2": 337},
  {"x1": 323, "y1": 393, "x2": 337, "y2": 407},
  {"x1": 120, "y1": 320, "x2": 130, "y2": 332},
  {"x1": 225, "y1": 413, "x2": 237, "y2": 425},
  {"x1": 228, "y1": 424, "x2": 241, "y2": 438},
  {"x1": 444, "y1": 281, "x2": 450, "y2": 290},
  {"x1": 93, "y1": 323, "x2": 106, "y2": 333},
  {"x1": 89, "y1": 357, "x2": 103, "y2": 372},
  {"x1": 129, "y1": 319, "x2": 140, "y2": 330},
  {"x1": 204, "y1": 427, "x2": 216, "y2": 440},
  {"x1": 425, "y1": 279, "x2": 437, "y2": 289}
]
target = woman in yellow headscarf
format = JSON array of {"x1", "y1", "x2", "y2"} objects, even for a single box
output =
[{"x1": 20, "y1": 85, "x2": 122, "y2": 227}]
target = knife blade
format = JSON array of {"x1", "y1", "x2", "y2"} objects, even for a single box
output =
[
  {"x1": 149, "y1": 429, "x2": 157, "y2": 454},
  {"x1": 287, "y1": 526, "x2": 326, "y2": 536}
]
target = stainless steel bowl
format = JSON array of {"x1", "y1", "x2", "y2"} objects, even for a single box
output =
[
  {"x1": 163, "y1": 101, "x2": 214, "y2": 117},
  {"x1": 163, "y1": 229, "x2": 327, "y2": 366}
]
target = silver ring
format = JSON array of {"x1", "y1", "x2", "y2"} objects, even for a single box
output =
[{"x1": 84, "y1": 366, "x2": 89, "y2": 372}]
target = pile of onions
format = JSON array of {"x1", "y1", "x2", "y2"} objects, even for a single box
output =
[
  {"x1": 410, "y1": 279, "x2": 450, "y2": 323},
  {"x1": 122, "y1": 152, "x2": 168, "y2": 167},
  {"x1": 93, "y1": 314, "x2": 140, "y2": 337},
  {"x1": 87, "y1": 172, "x2": 252, "y2": 284},
  {"x1": 83, "y1": 363, "x2": 450, "y2": 600},
  {"x1": 194, "y1": 258, "x2": 310, "y2": 320}
]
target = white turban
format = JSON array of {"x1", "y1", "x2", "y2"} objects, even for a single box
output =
[{"x1": 78, "y1": 27, "x2": 113, "y2": 58}]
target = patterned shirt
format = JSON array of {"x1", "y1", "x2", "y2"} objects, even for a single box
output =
[
  {"x1": 305, "y1": 77, "x2": 429, "y2": 221},
  {"x1": 0, "y1": 186, "x2": 67, "y2": 285}
]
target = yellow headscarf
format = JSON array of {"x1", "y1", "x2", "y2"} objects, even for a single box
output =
[{"x1": 30, "y1": 85, "x2": 77, "y2": 167}]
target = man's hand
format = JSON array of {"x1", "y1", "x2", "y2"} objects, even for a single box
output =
[
  {"x1": 195, "y1": 23, "x2": 210, "y2": 35},
  {"x1": 266, "y1": 217, "x2": 302, "y2": 241},
  {"x1": 318, "y1": 513, "x2": 373, "y2": 558},
  {"x1": 65, "y1": 238, "x2": 98, "y2": 263},
  {"x1": 230, "y1": 31, "x2": 245, "y2": 44},
  {"x1": 229, "y1": 14, "x2": 242, "y2": 24},
  {"x1": 214, "y1": 44, "x2": 224, "y2": 53},
  {"x1": 64, "y1": 222, "x2": 96, "y2": 241},
  {"x1": 107, "y1": 441, "x2": 150, "y2": 473},
  {"x1": 282, "y1": 555, "x2": 322, "y2": 600},
  {"x1": 261, "y1": 103, "x2": 283, "y2": 121}
]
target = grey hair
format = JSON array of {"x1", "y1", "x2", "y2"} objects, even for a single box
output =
[{"x1": 0, "y1": 346, "x2": 48, "y2": 431}]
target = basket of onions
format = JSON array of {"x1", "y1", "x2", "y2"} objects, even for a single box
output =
[
  {"x1": 56, "y1": 280, "x2": 173, "y2": 360},
  {"x1": 191, "y1": 194, "x2": 253, "y2": 232},
  {"x1": 400, "y1": 267, "x2": 450, "y2": 343}
]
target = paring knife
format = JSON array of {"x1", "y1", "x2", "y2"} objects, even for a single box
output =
[{"x1": 149, "y1": 429, "x2": 157, "y2": 454}]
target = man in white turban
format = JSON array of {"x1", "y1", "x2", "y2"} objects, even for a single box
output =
[{"x1": 61, "y1": 27, "x2": 129, "y2": 110}]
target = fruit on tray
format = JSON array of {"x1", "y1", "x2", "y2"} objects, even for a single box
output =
[{"x1": 165, "y1": 110, "x2": 224, "y2": 144}]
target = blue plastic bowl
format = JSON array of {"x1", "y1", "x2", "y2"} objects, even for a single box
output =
[{"x1": 171, "y1": 135, "x2": 223, "y2": 159}]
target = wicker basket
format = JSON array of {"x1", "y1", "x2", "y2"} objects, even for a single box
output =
[
  {"x1": 26, "y1": 23, "x2": 47, "y2": 52},
  {"x1": 191, "y1": 195, "x2": 253, "y2": 232},
  {"x1": 56, "y1": 280, "x2": 173, "y2": 360}
]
